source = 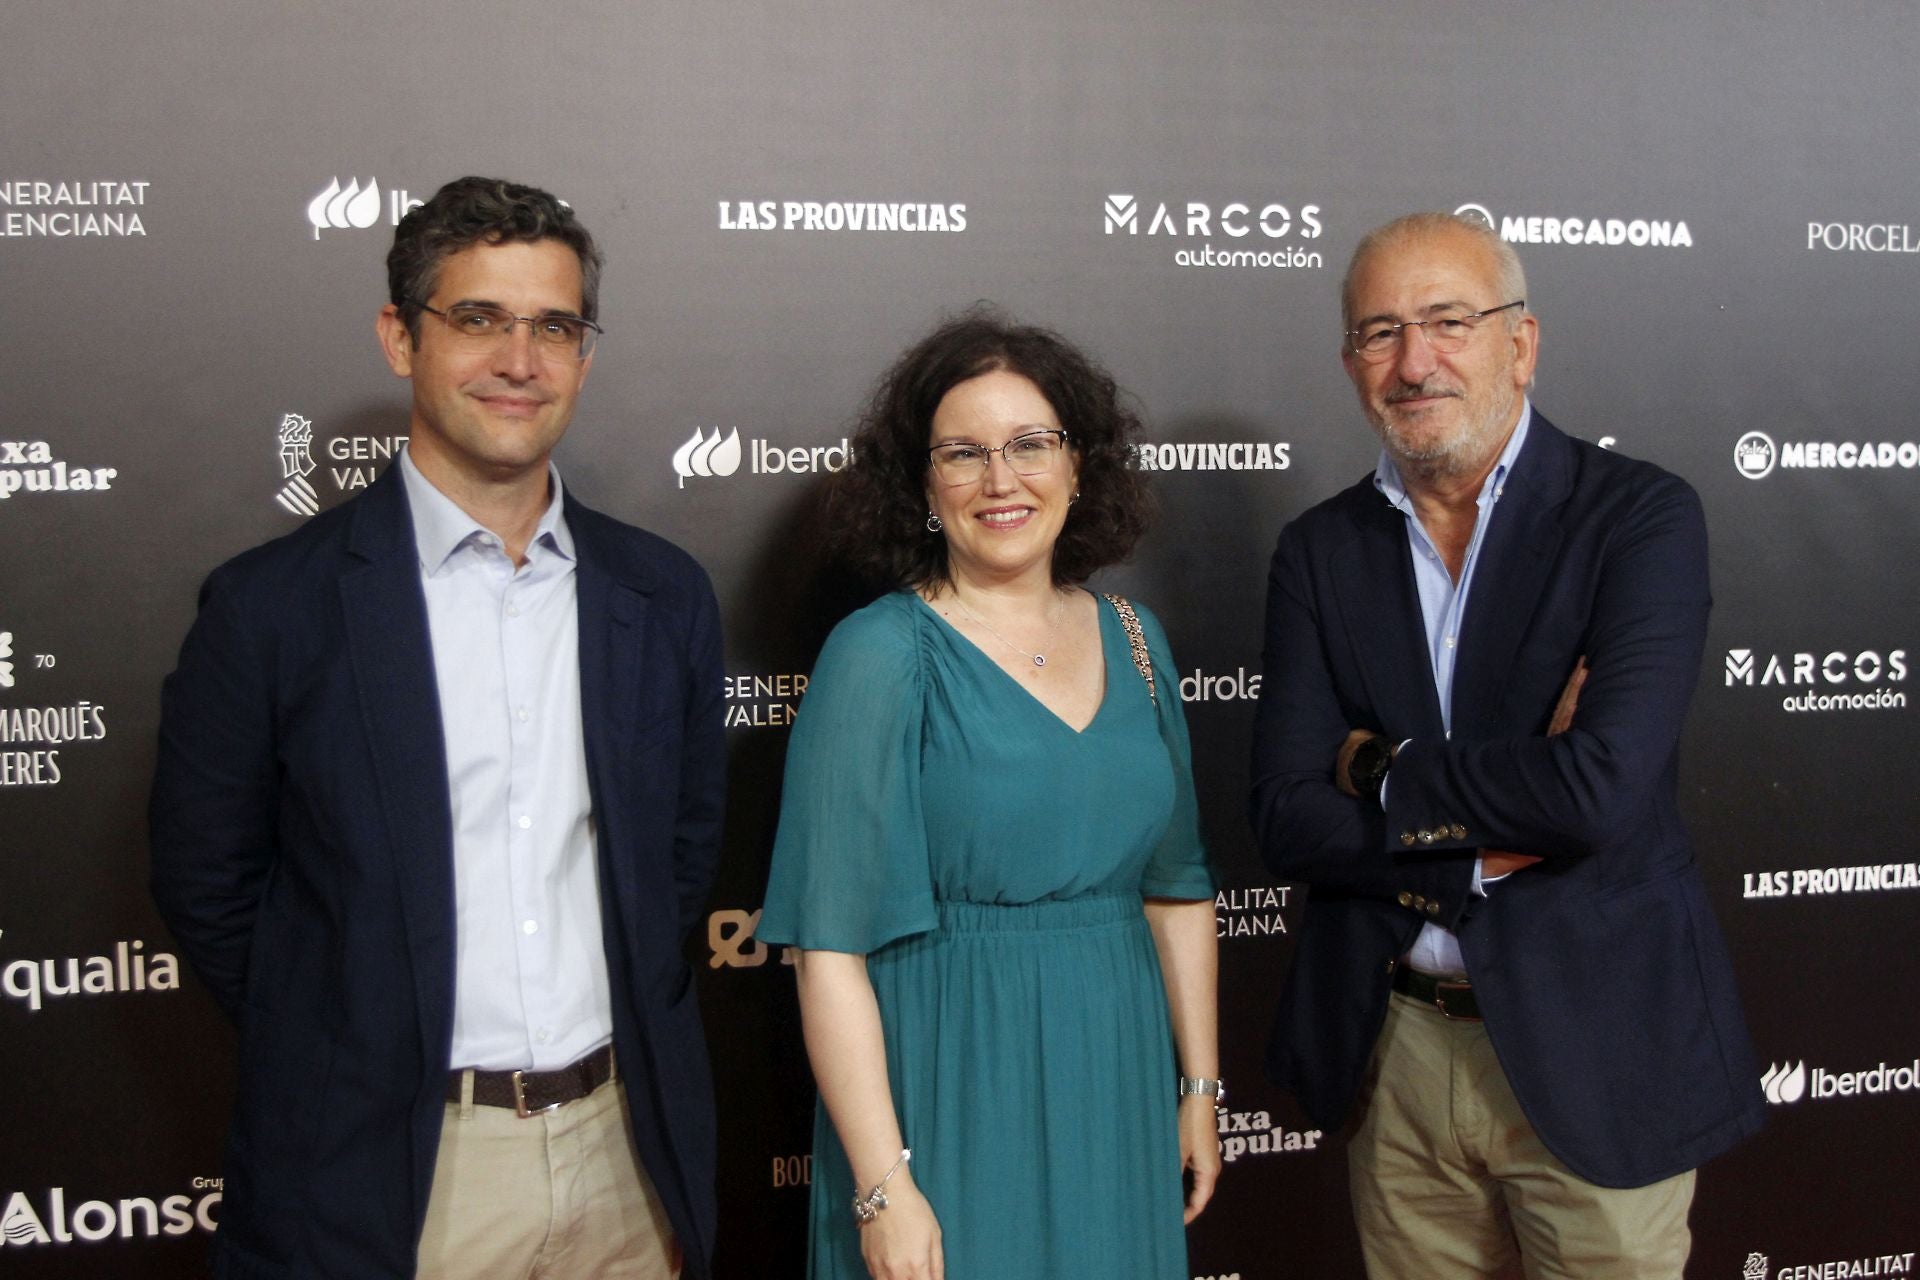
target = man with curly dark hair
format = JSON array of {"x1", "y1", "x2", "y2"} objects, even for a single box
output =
[{"x1": 151, "y1": 177, "x2": 723, "y2": 1279}]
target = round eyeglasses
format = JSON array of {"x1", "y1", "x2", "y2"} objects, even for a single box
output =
[
  {"x1": 415, "y1": 301, "x2": 603, "y2": 361},
  {"x1": 1345, "y1": 300, "x2": 1524, "y2": 363},
  {"x1": 928, "y1": 429, "x2": 1071, "y2": 486}
]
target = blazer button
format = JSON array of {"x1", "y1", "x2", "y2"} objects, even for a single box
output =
[
  {"x1": 1400, "y1": 832, "x2": 1417, "y2": 847},
  {"x1": 1396, "y1": 891, "x2": 1413, "y2": 907},
  {"x1": 1417, "y1": 829, "x2": 1436, "y2": 844},
  {"x1": 1412, "y1": 895, "x2": 1427, "y2": 910},
  {"x1": 1449, "y1": 823, "x2": 1467, "y2": 840},
  {"x1": 1425, "y1": 901, "x2": 1442, "y2": 918}
]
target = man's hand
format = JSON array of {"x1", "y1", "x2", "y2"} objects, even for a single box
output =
[
  {"x1": 1481, "y1": 656, "x2": 1589, "y2": 877},
  {"x1": 1548, "y1": 655, "x2": 1589, "y2": 736},
  {"x1": 1333, "y1": 728, "x2": 1377, "y2": 798}
]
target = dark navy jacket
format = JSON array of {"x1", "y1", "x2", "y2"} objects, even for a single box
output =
[
  {"x1": 150, "y1": 465, "x2": 725, "y2": 1277},
  {"x1": 1251, "y1": 413, "x2": 1763, "y2": 1188}
]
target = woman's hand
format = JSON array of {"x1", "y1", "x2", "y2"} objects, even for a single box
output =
[
  {"x1": 1179, "y1": 1093, "x2": 1222, "y2": 1223},
  {"x1": 859, "y1": 1170, "x2": 944, "y2": 1280}
]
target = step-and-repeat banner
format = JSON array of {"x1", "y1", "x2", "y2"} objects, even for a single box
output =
[{"x1": 5, "y1": 2, "x2": 1917, "y2": 1276}]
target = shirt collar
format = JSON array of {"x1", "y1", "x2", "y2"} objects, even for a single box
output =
[
  {"x1": 398, "y1": 446, "x2": 575, "y2": 575},
  {"x1": 1374, "y1": 397, "x2": 1534, "y2": 512}
]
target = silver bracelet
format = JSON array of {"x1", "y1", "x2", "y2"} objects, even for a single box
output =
[
  {"x1": 1179, "y1": 1076, "x2": 1226, "y2": 1107},
  {"x1": 851, "y1": 1148, "x2": 912, "y2": 1224}
]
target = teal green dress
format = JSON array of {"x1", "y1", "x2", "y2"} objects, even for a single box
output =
[{"x1": 758, "y1": 591, "x2": 1216, "y2": 1278}]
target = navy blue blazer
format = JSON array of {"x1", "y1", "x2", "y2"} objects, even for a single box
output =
[
  {"x1": 150, "y1": 465, "x2": 726, "y2": 1278},
  {"x1": 1250, "y1": 414, "x2": 1763, "y2": 1188}
]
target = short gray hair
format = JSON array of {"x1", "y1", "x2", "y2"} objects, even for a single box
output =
[{"x1": 1341, "y1": 211, "x2": 1528, "y2": 334}]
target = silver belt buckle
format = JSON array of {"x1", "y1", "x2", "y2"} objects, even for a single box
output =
[{"x1": 512, "y1": 1069, "x2": 563, "y2": 1119}]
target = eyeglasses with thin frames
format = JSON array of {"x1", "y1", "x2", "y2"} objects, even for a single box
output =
[
  {"x1": 415, "y1": 301, "x2": 603, "y2": 362},
  {"x1": 927, "y1": 429, "x2": 1071, "y2": 486},
  {"x1": 1345, "y1": 300, "x2": 1524, "y2": 363}
]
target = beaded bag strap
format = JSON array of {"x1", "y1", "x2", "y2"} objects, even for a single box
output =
[{"x1": 1102, "y1": 593, "x2": 1157, "y2": 707}]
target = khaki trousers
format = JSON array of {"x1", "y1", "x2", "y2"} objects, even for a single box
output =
[
  {"x1": 1349, "y1": 992, "x2": 1695, "y2": 1280},
  {"x1": 417, "y1": 1073, "x2": 680, "y2": 1280}
]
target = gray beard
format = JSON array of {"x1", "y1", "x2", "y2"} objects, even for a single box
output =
[{"x1": 1375, "y1": 381, "x2": 1517, "y2": 485}]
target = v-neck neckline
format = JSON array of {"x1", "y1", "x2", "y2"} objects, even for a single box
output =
[{"x1": 912, "y1": 591, "x2": 1114, "y2": 736}]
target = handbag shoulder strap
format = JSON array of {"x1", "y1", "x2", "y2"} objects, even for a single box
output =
[{"x1": 1102, "y1": 593, "x2": 1157, "y2": 707}]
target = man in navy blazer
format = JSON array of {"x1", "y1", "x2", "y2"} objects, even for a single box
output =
[
  {"x1": 1251, "y1": 211, "x2": 1762, "y2": 1277},
  {"x1": 151, "y1": 178, "x2": 724, "y2": 1278}
]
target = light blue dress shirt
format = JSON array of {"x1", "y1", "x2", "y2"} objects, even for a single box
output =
[
  {"x1": 400, "y1": 449, "x2": 614, "y2": 1072},
  {"x1": 1374, "y1": 402, "x2": 1534, "y2": 978}
]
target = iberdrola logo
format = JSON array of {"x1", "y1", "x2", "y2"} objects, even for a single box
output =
[
  {"x1": 307, "y1": 177, "x2": 382, "y2": 239},
  {"x1": 672, "y1": 428, "x2": 742, "y2": 488}
]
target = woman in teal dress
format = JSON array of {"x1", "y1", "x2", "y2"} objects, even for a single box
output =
[{"x1": 758, "y1": 310, "x2": 1221, "y2": 1279}]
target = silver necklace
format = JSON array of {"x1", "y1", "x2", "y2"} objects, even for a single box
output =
[{"x1": 950, "y1": 591, "x2": 1062, "y2": 668}]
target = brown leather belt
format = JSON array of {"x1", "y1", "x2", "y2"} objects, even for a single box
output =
[
  {"x1": 1392, "y1": 965, "x2": 1482, "y2": 1021},
  {"x1": 447, "y1": 1043, "x2": 615, "y2": 1117}
]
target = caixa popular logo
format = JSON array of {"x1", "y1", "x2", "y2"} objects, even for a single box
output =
[
  {"x1": 305, "y1": 177, "x2": 422, "y2": 240},
  {"x1": 0, "y1": 1181, "x2": 220, "y2": 1248},
  {"x1": 1215, "y1": 1108, "x2": 1323, "y2": 1163}
]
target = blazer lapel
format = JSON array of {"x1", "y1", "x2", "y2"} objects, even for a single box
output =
[
  {"x1": 1450, "y1": 417, "x2": 1573, "y2": 739},
  {"x1": 569, "y1": 501, "x2": 655, "y2": 914},
  {"x1": 1331, "y1": 491, "x2": 1447, "y2": 739},
  {"x1": 338, "y1": 469, "x2": 457, "y2": 1053}
]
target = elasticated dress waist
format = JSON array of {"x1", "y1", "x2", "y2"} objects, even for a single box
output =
[{"x1": 934, "y1": 892, "x2": 1143, "y2": 936}]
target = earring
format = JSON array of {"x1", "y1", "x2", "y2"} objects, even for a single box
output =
[
  {"x1": 926, "y1": 511, "x2": 944, "y2": 532},
  {"x1": 1070, "y1": 491, "x2": 1081, "y2": 505}
]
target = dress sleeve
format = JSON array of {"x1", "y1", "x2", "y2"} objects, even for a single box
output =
[
  {"x1": 1129, "y1": 600, "x2": 1218, "y2": 901},
  {"x1": 757, "y1": 601, "x2": 940, "y2": 953}
]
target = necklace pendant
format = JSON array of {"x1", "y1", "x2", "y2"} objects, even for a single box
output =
[{"x1": 1032, "y1": 654, "x2": 1047, "y2": 667}]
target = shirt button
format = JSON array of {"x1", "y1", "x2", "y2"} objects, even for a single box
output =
[
  {"x1": 516, "y1": 706, "x2": 530, "y2": 722},
  {"x1": 1444, "y1": 636, "x2": 1456, "y2": 649},
  {"x1": 522, "y1": 920, "x2": 539, "y2": 935},
  {"x1": 506, "y1": 604, "x2": 521, "y2": 618},
  {"x1": 517, "y1": 815, "x2": 532, "y2": 830},
  {"x1": 536, "y1": 1028, "x2": 550, "y2": 1043}
]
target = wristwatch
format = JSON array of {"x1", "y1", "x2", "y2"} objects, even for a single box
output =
[
  {"x1": 1347, "y1": 734, "x2": 1394, "y2": 808},
  {"x1": 1178, "y1": 1077, "x2": 1226, "y2": 1107}
]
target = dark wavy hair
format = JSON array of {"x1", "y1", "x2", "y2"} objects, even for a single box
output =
[
  {"x1": 386, "y1": 176, "x2": 604, "y2": 344},
  {"x1": 830, "y1": 307, "x2": 1154, "y2": 590}
]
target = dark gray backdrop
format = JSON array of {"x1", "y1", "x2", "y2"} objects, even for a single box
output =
[{"x1": 5, "y1": 1, "x2": 1917, "y2": 1276}]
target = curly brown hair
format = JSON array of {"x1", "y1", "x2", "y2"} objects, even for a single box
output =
[{"x1": 829, "y1": 307, "x2": 1154, "y2": 590}]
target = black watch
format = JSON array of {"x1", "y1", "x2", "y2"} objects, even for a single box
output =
[{"x1": 1348, "y1": 734, "x2": 1394, "y2": 808}]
